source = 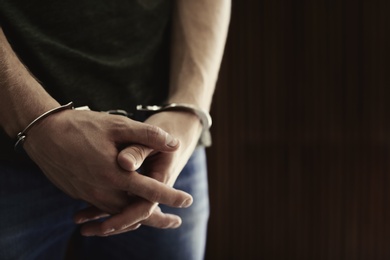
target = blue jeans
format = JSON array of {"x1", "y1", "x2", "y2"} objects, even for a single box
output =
[{"x1": 0, "y1": 148, "x2": 209, "y2": 260}]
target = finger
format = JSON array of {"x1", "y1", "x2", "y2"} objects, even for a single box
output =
[
  {"x1": 74, "y1": 206, "x2": 110, "y2": 224},
  {"x1": 101, "y1": 207, "x2": 182, "y2": 237},
  {"x1": 140, "y1": 206, "x2": 182, "y2": 229},
  {"x1": 81, "y1": 202, "x2": 182, "y2": 237},
  {"x1": 101, "y1": 223, "x2": 142, "y2": 236},
  {"x1": 114, "y1": 119, "x2": 180, "y2": 151},
  {"x1": 116, "y1": 171, "x2": 193, "y2": 208},
  {"x1": 117, "y1": 144, "x2": 153, "y2": 172},
  {"x1": 80, "y1": 199, "x2": 156, "y2": 236}
]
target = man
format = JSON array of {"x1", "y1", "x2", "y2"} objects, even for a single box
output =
[{"x1": 0, "y1": 0, "x2": 230, "y2": 259}]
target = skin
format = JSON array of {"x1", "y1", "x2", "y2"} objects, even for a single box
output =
[
  {"x1": 0, "y1": 0, "x2": 231, "y2": 237},
  {"x1": 0, "y1": 28, "x2": 191, "y2": 231},
  {"x1": 74, "y1": 0, "x2": 232, "y2": 237}
]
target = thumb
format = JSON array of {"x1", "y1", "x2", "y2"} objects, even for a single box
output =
[
  {"x1": 115, "y1": 120, "x2": 180, "y2": 151},
  {"x1": 117, "y1": 144, "x2": 152, "y2": 172}
]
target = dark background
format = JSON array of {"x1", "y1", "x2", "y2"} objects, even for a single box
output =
[{"x1": 205, "y1": 1, "x2": 390, "y2": 259}]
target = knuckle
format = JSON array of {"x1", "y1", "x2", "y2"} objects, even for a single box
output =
[
  {"x1": 111, "y1": 114, "x2": 128, "y2": 126},
  {"x1": 146, "y1": 125, "x2": 164, "y2": 145},
  {"x1": 148, "y1": 190, "x2": 162, "y2": 203},
  {"x1": 129, "y1": 224, "x2": 142, "y2": 231},
  {"x1": 115, "y1": 171, "x2": 136, "y2": 191},
  {"x1": 109, "y1": 116, "x2": 129, "y2": 136},
  {"x1": 120, "y1": 222, "x2": 140, "y2": 231},
  {"x1": 110, "y1": 167, "x2": 128, "y2": 185},
  {"x1": 141, "y1": 206, "x2": 154, "y2": 220}
]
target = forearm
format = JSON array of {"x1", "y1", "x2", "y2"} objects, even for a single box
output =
[
  {"x1": 168, "y1": 0, "x2": 231, "y2": 111},
  {"x1": 0, "y1": 27, "x2": 59, "y2": 138}
]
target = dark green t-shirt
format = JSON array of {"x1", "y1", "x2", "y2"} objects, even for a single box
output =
[{"x1": 0, "y1": 0, "x2": 172, "y2": 163}]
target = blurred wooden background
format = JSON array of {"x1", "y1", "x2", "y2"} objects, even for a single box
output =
[{"x1": 205, "y1": 1, "x2": 390, "y2": 259}]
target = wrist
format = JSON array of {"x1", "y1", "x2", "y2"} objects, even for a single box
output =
[
  {"x1": 166, "y1": 93, "x2": 212, "y2": 112},
  {"x1": 1, "y1": 96, "x2": 60, "y2": 138},
  {"x1": 136, "y1": 103, "x2": 212, "y2": 133},
  {"x1": 14, "y1": 102, "x2": 74, "y2": 151},
  {"x1": 136, "y1": 103, "x2": 212, "y2": 147}
]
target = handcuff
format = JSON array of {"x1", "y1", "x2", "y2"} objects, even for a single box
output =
[
  {"x1": 15, "y1": 102, "x2": 212, "y2": 151},
  {"x1": 135, "y1": 104, "x2": 212, "y2": 147},
  {"x1": 104, "y1": 103, "x2": 212, "y2": 147}
]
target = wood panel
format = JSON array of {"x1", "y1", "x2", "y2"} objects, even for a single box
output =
[{"x1": 206, "y1": 1, "x2": 390, "y2": 259}]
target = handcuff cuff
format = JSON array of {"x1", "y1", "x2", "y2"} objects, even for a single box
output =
[{"x1": 15, "y1": 102, "x2": 212, "y2": 151}]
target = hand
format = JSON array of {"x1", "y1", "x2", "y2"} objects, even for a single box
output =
[
  {"x1": 23, "y1": 109, "x2": 193, "y2": 218},
  {"x1": 75, "y1": 111, "x2": 203, "y2": 236}
]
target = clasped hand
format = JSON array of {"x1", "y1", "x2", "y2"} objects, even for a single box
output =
[{"x1": 23, "y1": 109, "x2": 201, "y2": 237}]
